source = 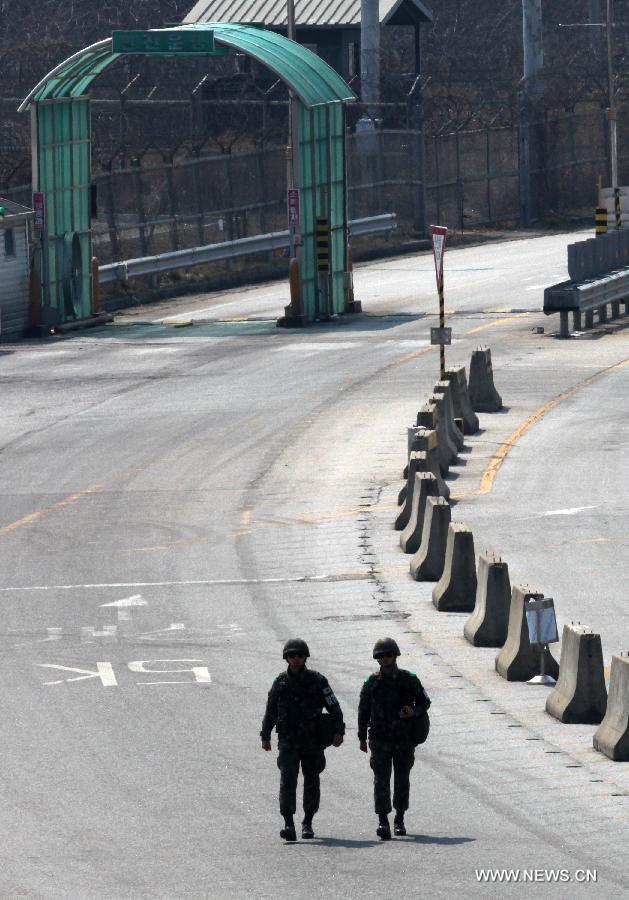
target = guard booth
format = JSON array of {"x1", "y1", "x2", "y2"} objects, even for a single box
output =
[
  {"x1": 0, "y1": 199, "x2": 34, "y2": 340},
  {"x1": 19, "y1": 24, "x2": 356, "y2": 328}
]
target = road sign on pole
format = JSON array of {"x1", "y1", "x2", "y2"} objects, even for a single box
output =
[{"x1": 430, "y1": 224, "x2": 448, "y2": 377}]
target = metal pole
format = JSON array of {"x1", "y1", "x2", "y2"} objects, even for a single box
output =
[
  {"x1": 438, "y1": 285, "x2": 445, "y2": 378},
  {"x1": 361, "y1": 0, "x2": 380, "y2": 121},
  {"x1": 606, "y1": 0, "x2": 619, "y2": 193},
  {"x1": 287, "y1": 0, "x2": 297, "y2": 257},
  {"x1": 520, "y1": 0, "x2": 544, "y2": 226}
]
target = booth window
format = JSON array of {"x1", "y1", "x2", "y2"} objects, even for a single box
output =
[{"x1": 4, "y1": 227, "x2": 15, "y2": 257}]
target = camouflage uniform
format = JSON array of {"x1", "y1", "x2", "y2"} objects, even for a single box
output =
[
  {"x1": 358, "y1": 666, "x2": 430, "y2": 815},
  {"x1": 261, "y1": 667, "x2": 344, "y2": 819}
]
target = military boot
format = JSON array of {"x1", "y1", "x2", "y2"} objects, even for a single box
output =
[
  {"x1": 393, "y1": 813, "x2": 406, "y2": 836},
  {"x1": 301, "y1": 817, "x2": 314, "y2": 839},
  {"x1": 280, "y1": 816, "x2": 297, "y2": 842},
  {"x1": 376, "y1": 814, "x2": 391, "y2": 840}
]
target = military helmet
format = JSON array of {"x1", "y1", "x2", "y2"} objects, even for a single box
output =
[
  {"x1": 283, "y1": 638, "x2": 310, "y2": 659},
  {"x1": 372, "y1": 637, "x2": 401, "y2": 659}
]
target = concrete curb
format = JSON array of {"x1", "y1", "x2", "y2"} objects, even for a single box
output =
[
  {"x1": 409, "y1": 496, "x2": 451, "y2": 581},
  {"x1": 463, "y1": 555, "x2": 511, "y2": 647},
  {"x1": 443, "y1": 366, "x2": 480, "y2": 434},
  {"x1": 545, "y1": 624, "x2": 607, "y2": 725},
  {"x1": 593, "y1": 655, "x2": 629, "y2": 761},
  {"x1": 432, "y1": 523, "x2": 477, "y2": 612},
  {"x1": 400, "y1": 472, "x2": 439, "y2": 554},
  {"x1": 495, "y1": 585, "x2": 559, "y2": 682},
  {"x1": 469, "y1": 347, "x2": 503, "y2": 413}
]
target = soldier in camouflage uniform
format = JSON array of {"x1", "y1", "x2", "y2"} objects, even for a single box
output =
[
  {"x1": 261, "y1": 638, "x2": 345, "y2": 841},
  {"x1": 358, "y1": 637, "x2": 431, "y2": 839}
]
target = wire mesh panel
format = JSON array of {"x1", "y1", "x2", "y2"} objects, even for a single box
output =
[{"x1": 34, "y1": 97, "x2": 92, "y2": 321}]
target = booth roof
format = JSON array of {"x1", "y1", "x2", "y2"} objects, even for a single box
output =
[{"x1": 184, "y1": 0, "x2": 433, "y2": 28}]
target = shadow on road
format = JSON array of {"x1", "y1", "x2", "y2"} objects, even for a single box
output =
[
  {"x1": 305, "y1": 834, "x2": 476, "y2": 848},
  {"x1": 402, "y1": 834, "x2": 476, "y2": 845}
]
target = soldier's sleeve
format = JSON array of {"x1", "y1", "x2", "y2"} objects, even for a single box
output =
[
  {"x1": 407, "y1": 672, "x2": 431, "y2": 714},
  {"x1": 260, "y1": 678, "x2": 280, "y2": 740},
  {"x1": 318, "y1": 674, "x2": 345, "y2": 735},
  {"x1": 357, "y1": 678, "x2": 372, "y2": 741}
]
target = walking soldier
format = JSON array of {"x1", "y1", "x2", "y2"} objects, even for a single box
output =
[
  {"x1": 261, "y1": 638, "x2": 345, "y2": 841},
  {"x1": 358, "y1": 637, "x2": 431, "y2": 839}
]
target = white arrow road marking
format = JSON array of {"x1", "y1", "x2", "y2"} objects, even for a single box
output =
[
  {"x1": 37, "y1": 662, "x2": 118, "y2": 686},
  {"x1": 541, "y1": 506, "x2": 597, "y2": 517},
  {"x1": 13, "y1": 627, "x2": 64, "y2": 648},
  {"x1": 128, "y1": 659, "x2": 211, "y2": 684},
  {"x1": 135, "y1": 623, "x2": 186, "y2": 638},
  {"x1": 99, "y1": 594, "x2": 147, "y2": 608},
  {"x1": 81, "y1": 625, "x2": 118, "y2": 642}
]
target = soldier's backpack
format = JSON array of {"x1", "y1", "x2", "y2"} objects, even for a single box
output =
[{"x1": 412, "y1": 709, "x2": 430, "y2": 745}]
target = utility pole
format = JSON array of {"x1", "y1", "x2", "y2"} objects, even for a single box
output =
[
  {"x1": 358, "y1": 0, "x2": 380, "y2": 130},
  {"x1": 606, "y1": 0, "x2": 618, "y2": 191},
  {"x1": 519, "y1": 0, "x2": 544, "y2": 226}
]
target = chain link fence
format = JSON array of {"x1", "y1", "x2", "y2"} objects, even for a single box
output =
[{"x1": 1, "y1": 107, "x2": 624, "y2": 274}]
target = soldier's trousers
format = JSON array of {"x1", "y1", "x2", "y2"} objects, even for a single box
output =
[
  {"x1": 369, "y1": 740, "x2": 415, "y2": 815},
  {"x1": 277, "y1": 744, "x2": 326, "y2": 818}
]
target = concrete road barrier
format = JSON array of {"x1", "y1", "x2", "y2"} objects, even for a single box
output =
[
  {"x1": 409, "y1": 496, "x2": 451, "y2": 581},
  {"x1": 402, "y1": 426, "x2": 440, "y2": 487},
  {"x1": 495, "y1": 585, "x2": 559, "y2": 682},
  {"x1": 434, "y1": 380, "x2": 465, "y2": 451},
  {"x1": 546, "y1": 625, "x2": 607, "y2": 724},
  {"x1": 400, "y1": 472, "x2": 439, "y2": 554},
  {"x1": 432, "y1": 523, "x2": 477, "y2": 612},
  {"x1": 464, "y1": 554, "x2": 511, "y2": 647},
  {"x1": 593, "y1": 655, "x2": 629, "y2": 761},
  {"x1": 469, "y1": 347, "x2": 503, "y2": 413},
  {"x1": 395, "y1": 451, "x2": 430, "y2": 530},
  {"x1": 428, "y1": 393, "x2": 458, "y2": 471},
  {"x1": 443, "y1": 367, "x2": 479, "y2": 435}
]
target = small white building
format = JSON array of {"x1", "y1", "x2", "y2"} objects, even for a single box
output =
[{"x1": 0, "y1": 198, "x2": 33, "y2": 341}]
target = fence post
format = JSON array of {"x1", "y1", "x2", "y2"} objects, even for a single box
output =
[
  {"x1": 164, "y1": 154, "x2": 180, "y2": 252},
  {"x1": 131, "y1": 158, "x2": 150, "y2": 257},
  {"x1": 455, "y1": 129, "x2": 464, "y2": 229},
  {"x1": 102, "y1": 164, "x2": 122, "y2": 262},
  {"x1": 486, "y1": 127, "x2": 492, "y2": 222},
  {"x1": 518, "y1": 90, "x2": 532, "y2": 226}
]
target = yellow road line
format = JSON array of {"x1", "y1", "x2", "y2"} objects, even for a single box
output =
[
  {"x1": 466, "y1": 313, "x2": 530, "y2": 335},
  {"x1": 0, "y1": 485, "x2": 106, "y2": 535},
  {"x1": 479, "y1": 357, "x2": 629, "y2": 495}
]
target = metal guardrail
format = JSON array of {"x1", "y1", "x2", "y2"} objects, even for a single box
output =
[
  {"x1": 544, "y1": 231, "x2": 629, "y2": 337},
  {"x1": 99, "y1": 214, "x2": 397, "y2": 285}
]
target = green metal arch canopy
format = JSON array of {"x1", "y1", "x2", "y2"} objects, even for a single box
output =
[{"x1": 19, "y1": 24, "x2": 355, "y2": 112}]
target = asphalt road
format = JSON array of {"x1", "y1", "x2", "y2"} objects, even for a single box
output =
[{"x1": 1, "y1": 231, "x2": 627, "y2": 898}]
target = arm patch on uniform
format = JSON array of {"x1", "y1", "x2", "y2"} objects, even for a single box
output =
[{"x1": 322, "y1": 684, "x2": 339, "y2": 706}]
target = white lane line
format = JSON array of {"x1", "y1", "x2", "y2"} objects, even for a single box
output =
[
  {"x1": 0, "y1": 575, "x2": 351, "y2": 592},
  {"x1": 273, "y1": 342, "x2": 361, "y2": 352},
  {"x1": 541, "y1": 506, "x2": 597, "y2": 517},
  {"x1": 100, "y1": 594, "x2": 147, "y2": 608}
]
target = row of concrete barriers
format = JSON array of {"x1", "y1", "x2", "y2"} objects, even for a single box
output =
[{"x1": 394, "y1": 348, "x2": 628, "y2": 762}]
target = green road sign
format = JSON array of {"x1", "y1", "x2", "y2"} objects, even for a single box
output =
[{"x1": 112, "y1": 30, "x2": 228, "y2": 56}]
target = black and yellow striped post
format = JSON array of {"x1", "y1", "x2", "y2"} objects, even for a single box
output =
[
  {"x1": 614, "y1": 187, "x2": 622, "y2": 229},
  {"x1": 595, "y1": 206, "x2": 608, "y2": 235},
  {"x1": 316, "y1": 215, "x2": 330, "y2": 273},
  {"x1": 438, "y1": 285, "x2": 446, "y2": 378},
  {"x1": 316, "y1": 215, "x2": 330, "y2": 319}
]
